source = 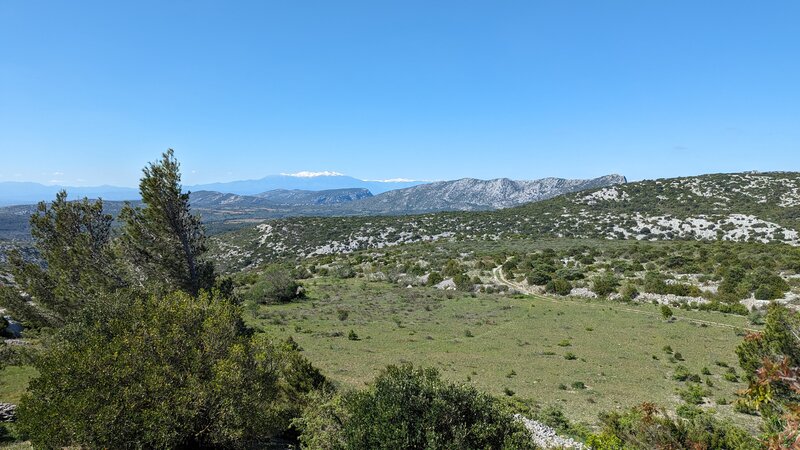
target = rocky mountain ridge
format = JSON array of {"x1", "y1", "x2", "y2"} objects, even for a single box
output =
[
  {"x1": 209, "y1": 172, "x2": 800, "y2": 270},
  {"x1": 348, "y1": 175, "x2": 626, "y2": 212},
  {"x1": 255, "y1": 188, "x2": 373, "y2": 205}
]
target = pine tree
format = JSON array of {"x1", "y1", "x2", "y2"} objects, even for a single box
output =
[
  {"x1": 1, "y1": 191, "x2": 122, "y2": 326},
  {"x1": 118, "y1": 149, "x2": 214, "y2": 296}
]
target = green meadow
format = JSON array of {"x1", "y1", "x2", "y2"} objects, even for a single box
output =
[{"x1": 248, "y1": 277, "x2": 759, "y2": 428}]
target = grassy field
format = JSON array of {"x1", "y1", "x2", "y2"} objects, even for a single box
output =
[
  {"x1": 0, "y1": 366, "x2": 35, "y2": 404},
  {"x1": 247, "y1": 277, "x2": 759, "y2": 428}
]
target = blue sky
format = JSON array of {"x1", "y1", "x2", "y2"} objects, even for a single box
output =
[{"x1": 1, "y1": 1, "x2": 798, "y2": 187}]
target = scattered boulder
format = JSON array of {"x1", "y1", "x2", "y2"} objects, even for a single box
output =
[
  {"x1": 434, "y1": 278, "x2": 457, "y2": 290},
  {"x1": 0, "y1": 403, "x2": 16, "y2": 422},
  {"x1": 569, "y1": 287, "x2": 598, "y2": 299}
]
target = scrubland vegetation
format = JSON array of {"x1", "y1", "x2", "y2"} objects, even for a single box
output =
[{"x1": 2, "y1": 155, "x2": 800, "y2": 448}]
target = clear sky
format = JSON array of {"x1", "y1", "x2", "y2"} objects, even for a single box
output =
[{"x1": 1, "y1": 1, "x2": 798, "y2": 187}]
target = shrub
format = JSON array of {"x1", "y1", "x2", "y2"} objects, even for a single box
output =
[
  {"x1": 0, "y1": 316, "x2": 10, "y2": 339},
  {"x1": 676, "y1": 404, "x2": 703, "y2": 419},
  {"x1": 453, "y1": 273, "x2": 474, "y2": 292},
  {"x1": 331, "y1": 264, "x2": 356, "y2": 279},
  {"x1": 591, "y1": 403, "x2": 759, "y2": 449},
  {"x1": 527, "y1": 269, "x2": 551, "y2": 286},
  {"x1": 17, "y1": 290, "x2": 327, "y2": 449},
  {"x1": 673, "y1": 365, "x2": 691, "y2": 381},
  {"x1": 296, "y1": 364, "x2": 535, "y2": 449},
  {"x1": 591, "y1": 272, "x2": 619, "y2": 297},
  {"x1": 722, "y1": 367, "x2": 739, "y2": 382},
  {"x1": 426, "y1": 271, "x2": 444, "y2": 286},
  {"x1": 245, "y1": 266, "x2": 301, "y2": 304},
  {"x1": 545, "y1": 278, "x2": 572, "y2": 296},
  {"x1": 621, "y1": 284, "x2": 639, "y2": 301},
  {"x1": 678, "y1": 384, "x2": 708, "y2": 405}
]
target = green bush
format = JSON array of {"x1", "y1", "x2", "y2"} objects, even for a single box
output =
[
  {"x1": 426, "y1": 271, "x2": 444, "y2": 286},
  {"x1": 296, "y1": 364, "x2": 535, "y2": 450},
  {"x1": 677, "y1": 384, "x2": 708, "y2": 405},
  {"x1": 672, "y1": 365, "x2": 691, "y2": 381},
  {"x1": 244, "y1": 266, "x2": 302, "y2": 304},
  {"x1": 591, "y1": 272, "x2": 619, "y2": 297},
  {"x1": 0, "y1": 316, "x2": 10, "y2": 338},
  {"x1": 546, "y1": 278, "x2": 573, "y2": 296},
  {"x1": 17, "y1": 290, "x2": 327, "y2": 449},
  {"x1": 591, "y1": 403, "x2": 759, "y2": 449},
  {"x1": 453, "y1": 273, "x2": 474, "y2": 292},
  {"x1": 527, "y1": 269, "x2": 551, "y2": 286},
  {"x1": 332, "y1": 264, "x2": 356, "y2": 279}
]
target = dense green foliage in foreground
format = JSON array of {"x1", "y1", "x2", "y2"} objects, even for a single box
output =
[
  {"x1": 17, "y1": 290, "x2": 326, "y2": 448},
  {"x1": 587, "y1": 403, "x2": 760, "y2": 449},
  {"x1": 297, "y1": 364, "x2": 535, "y2": 450},
  {"x1": 0, "y1": 151, "x2": 330, "y2": 448}
]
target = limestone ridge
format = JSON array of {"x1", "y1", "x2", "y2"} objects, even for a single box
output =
[{"x1": 351, "y1": 175, "x2": 627, "y2": 212}]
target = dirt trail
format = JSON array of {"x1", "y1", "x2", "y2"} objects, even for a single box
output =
[{"x1": 492, "y1": 267, "x2": 758, "y2": 332}]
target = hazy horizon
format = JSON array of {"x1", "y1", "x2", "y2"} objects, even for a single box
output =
[{"x1": 2, "y1": 1, "x2": 798, "y2": 186}]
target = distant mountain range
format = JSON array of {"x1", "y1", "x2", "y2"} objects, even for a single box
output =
[
  {"x1": 0, "y1": 174, "x2": 625, "y2": 242},
  {"x1": 0, "y1": 174, "x2": 421, "y2": 207},
  {"x1": 254, "y1": 188, "x2": 373, "y2": 205},
  {"x1": 190, "y1": 174, "x2": 423, "y2": 196},
  {"x1": 208, "y1": 171, "x2": 800, "y2": 269},
  {"x1": 184, "y1": 175, "x2": 628, "y2": 224},
  {"x1": 343, "y1": 175, "x2": 627, "y2": 213},
  {"x1": 0, "y1": 182, "x2": 139, "y2": 207}
]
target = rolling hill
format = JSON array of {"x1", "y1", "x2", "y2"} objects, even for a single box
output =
[
  {"x1": 210, "y1": 172, "x2": 800, "y2": 269},
  {"x1": 0, "y1": 175, "x2": 625, "y2": 241}
]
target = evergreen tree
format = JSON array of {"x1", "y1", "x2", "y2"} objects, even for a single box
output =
[
  {"x1": 0, "y1": 191, "x2": 122, "y2": 327},
  {"x1": 18, "y1": 289, "x2": 327, "y2": 448},
  {"x1": 119, "y1": 149, "x2": 214, "y2": 296}
]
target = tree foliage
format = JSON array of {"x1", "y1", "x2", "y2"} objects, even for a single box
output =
[
  {"x1": 1, "y1": 192, "x2": 123, "y2": 327},
  {"x1": 737, "y1": 304, "x2": 800, "y2": 440},
  {"x1": 243, "y1": 266, "x2": 302, "y2": 304},
  {"x1": 296, "y1": 364, "x2": 534, "y2": 450},
  {"x1": 591, "y1": 272, "x2": 619, "y2": 297},
  {"x1": 119, "y1": 149, "x2": 214, "y2": 296},
  {"x1": 17, "y1": 289, "x2": 326, "y2": 448}
]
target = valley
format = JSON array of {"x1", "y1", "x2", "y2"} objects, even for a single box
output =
[{"x1": 2, "y1": 168, "x2": 800, "y2": 448}]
